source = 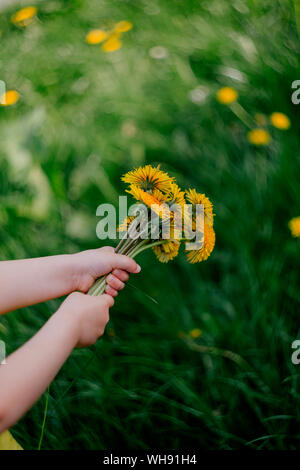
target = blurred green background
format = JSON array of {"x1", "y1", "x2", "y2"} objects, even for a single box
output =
[{"x1": 0, "y1": 0, "x2": 300, "y2": 450}]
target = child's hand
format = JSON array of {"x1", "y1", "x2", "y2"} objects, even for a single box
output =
[
  {"x1": 71, "y1": 246, "x2": 141, "y2": 294},
  {"x1": 0, "y1": 291, "x2": 116, "y2": 430},
  {"x1": 58, "y1": 291, "x2": 114, "y2": 348}
]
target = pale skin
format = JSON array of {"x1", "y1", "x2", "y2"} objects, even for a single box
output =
[{"x1": 0, "y1": 246, "x2": 141, "y2": 433}]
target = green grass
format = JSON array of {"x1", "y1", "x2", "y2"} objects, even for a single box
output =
[{"x1": 0, "y1": 0, "x2": 300, "y2": 450}]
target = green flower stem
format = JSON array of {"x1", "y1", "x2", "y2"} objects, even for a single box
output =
[
  {"x1": 120, "y1": 236, "x2": 139, "y2": 255},
  {"x1": 115, "y1": 235, "x2": 126, "y2": 252},
  {"x1": 230, "y1": 101, "x2": 254, "y2": 128},
  {"x1": 129, "y1": 239, "x2": 165, "y2": 258},
  {"x1": 88, "y1": 276, "x2": 106, "y2": 296},
  {"x1": 114, "y1": 232, "x2": 129, "y2": 253},
  {"x1": 118, "y1": 222, "x2": 150, "y2": 256},
  {"x1": 116, "y1": 235, "x2": 132, "y2": 254},
  {"x1": 117, "y1": 224, "x2": 141, "y2": 254},
  {"x1": 93, "y1": 278, "x2": 106, "y2": 296},
  {"x1": 115, "y1": 220, "x2": 139, "y2": 253},
  {"x1": 37, "y1": 385, "x2": 50, "y2": 450},
  {"x1": 126, "y1": 239, "x2": 148, "y2": 258}
]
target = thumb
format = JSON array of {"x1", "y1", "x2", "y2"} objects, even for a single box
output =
[{"x1": 109, "y1": 254, "x2": 141, "y2": 274}]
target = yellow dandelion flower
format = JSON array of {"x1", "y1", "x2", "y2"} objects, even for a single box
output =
[
  {"x1": 101, "y1": 35, "x2": 122, "y2": 52},
  {"x1": 126, "y1": 185, "x2": 165, "y2": 204},
  {"x1": 114, "y1": 20, "x2": 133, "y2": 33},
  {"x1": 11, "y1": 6, "x2": 37, "y2": 27},
  {"x1": 126, "y1": 184, "x2": 144, "y2": 202},
  {"x1": 127, "y1": 185, "x2": 170, "y2": 219},
  {"x1": 216, "y1": 87, "x2": 238, "y2": 105},
  {"x1": 166, "y1": 183, "x2": 186, "y2": 207},
  {"x1": 169, "y1": 227, "x2": 180, "y2": 241},
  {"x1": 186, "y1": 222, "x2": 215, "y2": 263},
  {"x1": 247, "y1": 128, "x2": 271, "y2": 146},
  {"x1": 153, "y1": 240, "x2": 180, "y2": 263},
  {"x1": 122, "y1": 164, "x2": 174, "y2": 193},
  {"x1": 0, "y1": 90, "x2": 19, "y2": 107},
  {"x1": 86, "y1": 29, "x2": 108, "y2": 44},
  {"x1": 288, "y1": 216, "x2": 300, "y2": 238},
  {"x1": 189, "y1": 328, "x2": 202, "y2": 339},
  {"x1": 160, "y1": 183, "x2": 186, "y2": 239},
  {"x1": 185, "y1": 189, "x2": 214, "y2": 226},
  {"x1": 270, "y1": 112, "x2": 290, "y2": 130},
  {"x1": 140, "y1": 191, "x2": 164, "y2": 207}
]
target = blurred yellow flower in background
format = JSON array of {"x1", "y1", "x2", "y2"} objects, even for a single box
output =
[
  {"x1": 270, "y1": 112, "x2": 290, "y2": 130},
  {"x1": 86, "y1": 20, "x2": 132, "y2": 52},
  {"x1": 114, "y1": 20, "x2": 133, "y2": 33},
  {"x1": 189, "y1": 328, "x2": 202, "y2": 339},
  {"x1": 216, "y1": 87, "x2": 238, "y2": 104},
  {"x1": 0, "y1": 90, "x2": 19, "y2": 106},
  {"x1": 247, "y1": 128, "x2": 270, "y2": 146},
  {"x1": 11, "y1": 6, "x2": 37, "y2": 27},
  {"x1": 101, "y1": 35, "x2": 122, "y2": 52},
  {"x1": 288, "y1": 217, "x2": 300, "y2": 237},
  {"x1": 86, "y1": 29, "x2": 108, "y2": 44}
]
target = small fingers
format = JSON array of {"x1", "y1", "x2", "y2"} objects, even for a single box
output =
[
  {"x1": 112, "y1": 269, "x2": 129, "y2": 282},
  {"x1": 106, "y1": 274, "x2": 125, "y2": 291},
  {"x1": 105, "y1": 285, "x2": 118, "y2": 297}
]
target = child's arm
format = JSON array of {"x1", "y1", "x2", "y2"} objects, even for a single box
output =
[
  {"x1": 0, "y1": 292, "x2": 115, "y2": 433},
  {"x1": 0, "y1": 247, "x2": 141, "y2": 315}
]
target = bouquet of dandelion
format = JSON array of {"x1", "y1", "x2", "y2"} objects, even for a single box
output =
[{"x1": 88, "y1": 165, "x2": 215, "y2": 296}]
